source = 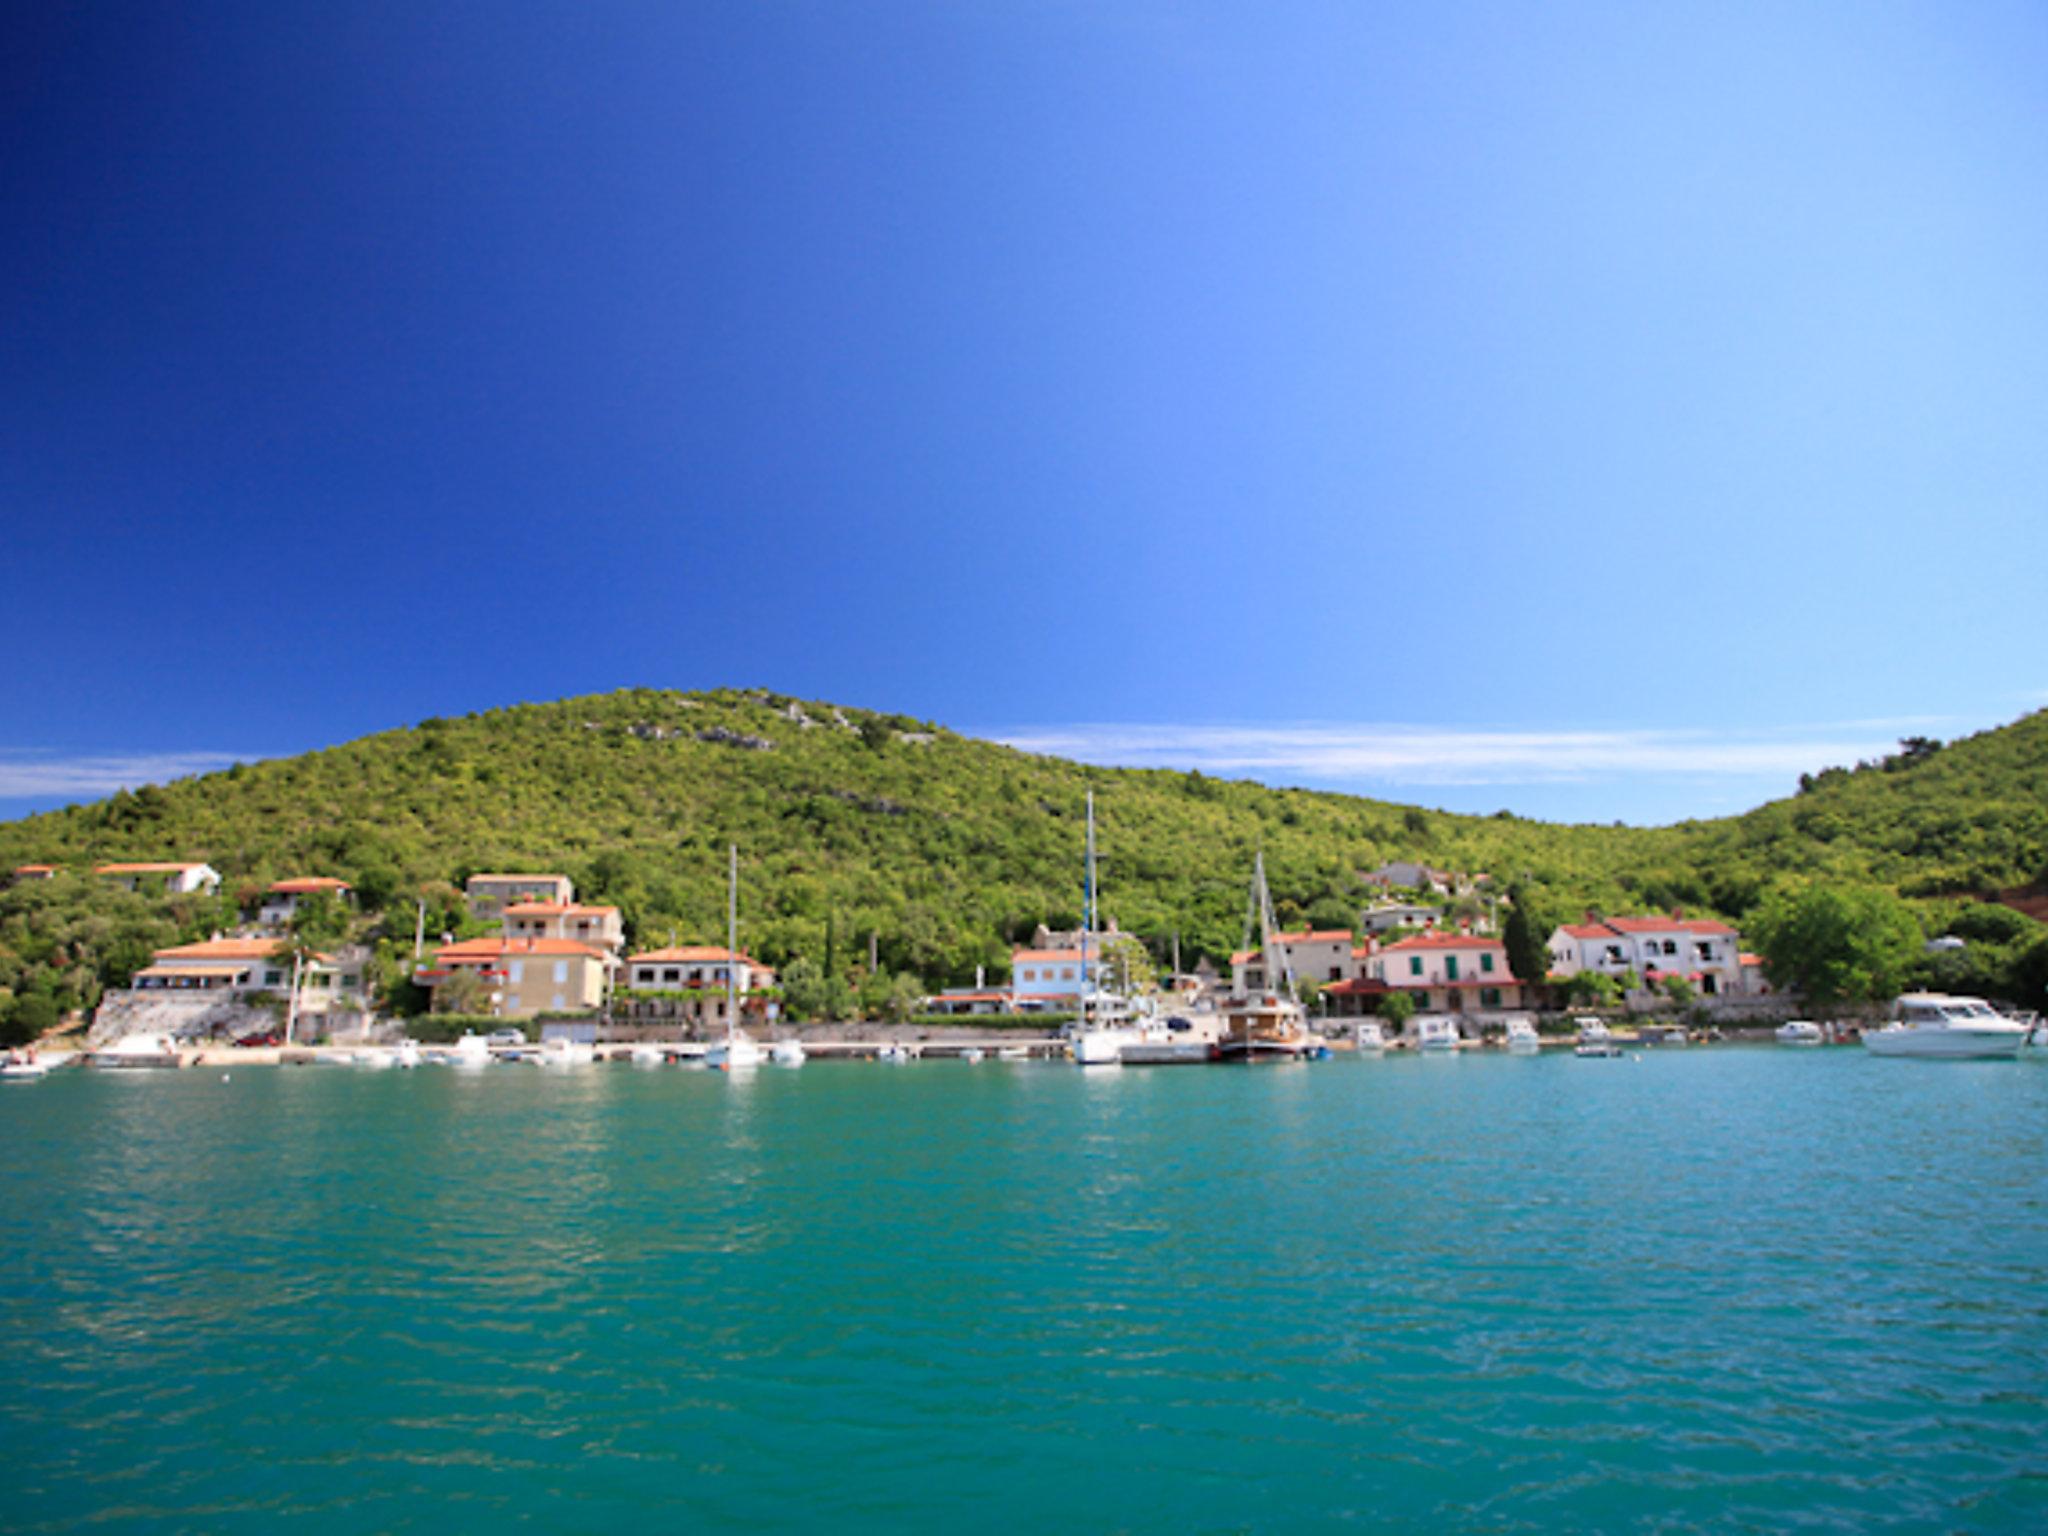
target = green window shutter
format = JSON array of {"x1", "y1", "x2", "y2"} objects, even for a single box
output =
[
  {"x1": 1481, "y1": 952, "x2": 1494, "y2": 973},
  {"x1": 1408, "y1": 956, "x2": 1422, "y2": 976},
  {"x1": 1446, "y1": 955, "x2": 1459, "y2": 981}
]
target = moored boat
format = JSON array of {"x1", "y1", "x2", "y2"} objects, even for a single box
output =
[
  {"x1": 770, "y1": 1036, "x2": 807, "y2": 1068},
  {"x1": 1862, "y1": 995, "x2": 2027, "y2": 1060},
  {"x1": 1416, "y1": 1017, "x2": 1460, "y2": 1053},
  {"x1": 1776, "y1": 1020, "x2": 1823, "y2": 1047},
  {"x1": 1573, "y1": 1017, "x2": 1623, "y2": 1058},
  {"x1": 1504, "y1": 1018, "x2": 1540, "y2": 1054},
  {"x1": 1354, "y1": 1020, "x2": 1387, "y2": 1053},
  {"x1": 1216, "y1": 851, "x2": 1321, "y2": 1063}
]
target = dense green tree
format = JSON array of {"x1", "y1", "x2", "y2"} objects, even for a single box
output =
[
  {"x1": 1749, "y1": 883, "x2": 1922, "y2": 1008},
  {"x1": 1376, "y1": 990, "x2": 1416, "y2": 1029},
  {"x1": 1502, "y1": 885, "x2": 1551, "y2": 985}
]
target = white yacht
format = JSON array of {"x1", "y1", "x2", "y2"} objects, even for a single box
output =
[
  {"x1": 1504, "y1": 1018, "x2": 1541, "y2": 1054},
  {"x1": 1862, "y1": 995, "x2": 2028, "y2": 1060},
  {"x1": 1353, "y1": 1020, "x2": 1387, "y2": 1053},
  {"x1": 540, "y1": 1037, "x2": 596, "y2": 1068},
  {"x1": 1776, "y1": 1020, "x2": 1824, "y2": 1047},
  {"x1": 1416, "y1": 1017, "x2": 1461, "y2": 1053},
  {"x1": 1574, "y1": 1017, "x2": 1623, "y2": 1058},
  {"x1": 450, "y1": 1032, "x2": 493, "y2": 1068},
  {"x1": 703, "y1": 1032, "x2": 763, "y2": 1070},
  {"x1": 771, "y1": 1036, "x2": 807, "y2": 1068}
]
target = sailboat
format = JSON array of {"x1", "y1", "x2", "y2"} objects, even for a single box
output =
[
  {"x1": 703, "y1": 845, "x2": 765, "y2": 1071},
  {"x1": 1068, "y1": 790, "x2": 1157, "y2": 1066},
  {"x1": 1216, "y1": 852, "x2": 1320, "y2": 1062}
]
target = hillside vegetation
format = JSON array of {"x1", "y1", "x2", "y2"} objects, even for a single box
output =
[{"x1": 2, "y1": 688, "x2": 2044, "y2": 1033}]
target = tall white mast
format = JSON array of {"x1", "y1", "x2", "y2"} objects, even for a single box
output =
[
  {"x1": 1083, "y1": 789, "x2": 1095, "y2": 1017},
  {"x1": 726, "y1": 843, "x2": 738, "y2": 1045}
]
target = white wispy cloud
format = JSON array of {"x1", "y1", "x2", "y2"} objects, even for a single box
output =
[
  {"x1": 989, "y1": 721, "x2": 1931, "y2": 787},
  {"x1": 0, "y1": 751, "x2": 252, "y2": 801}
]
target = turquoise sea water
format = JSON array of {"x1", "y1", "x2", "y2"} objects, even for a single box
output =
[{"x1": 2, "y1": 1051, "x2": 2044, "y2": 1534}]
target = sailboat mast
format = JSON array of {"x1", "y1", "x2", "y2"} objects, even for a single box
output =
[
  {"x1": 726, "y1": 843, "x2": 738, "y2": 1045},
  {"x1": 1083, "y1": 789, "x2": 1095, "y2": 1014}
]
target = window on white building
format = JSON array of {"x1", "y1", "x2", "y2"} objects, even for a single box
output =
[
  {"x1": 553, "y1": 961, "x2": 568, "y2": 984},
  {"x1": 509, "y1": 961, "x2": 524, "y2": 983}
]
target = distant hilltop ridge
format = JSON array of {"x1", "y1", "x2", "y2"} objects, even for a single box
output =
[{"x1": 2, "y1": 688, "x2": 2046, "y2": 981}]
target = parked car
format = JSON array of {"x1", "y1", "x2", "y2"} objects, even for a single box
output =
[
  {"x1": 1165, "y1": 1017, "x2": 1192, "y2": 1033},
  {"x1": 486, "y1": 1028, "x2": 527, "y2": 1047},
  {"x1": 234, "y1": 1031, "x2": 283, "y2": 1048}
]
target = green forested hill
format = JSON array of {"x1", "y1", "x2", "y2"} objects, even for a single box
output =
[{"x1": 2, "y1": 688, "x2": 2044, "y2": 1029}]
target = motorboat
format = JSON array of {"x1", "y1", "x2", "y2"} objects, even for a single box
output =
[
  {"x1": 771, "y1": 1036, "x2": 807, "y2": 1068},
  {"x1": 89, "y1": 1032, "x2": 187, "y2": 1069},
  {"x1": 1, "y1": 1050, "x2": 51, "y2": 1079},
  {"x1": 1862, "y1": 995, "x2": 2028, "y2": 1060},
  {"x1": 538, "y1": 1037, "x2": 596, "y2": 1068},
  {"x1": 1416, "y1": 1017, "x2": 1461, "y2": 1053},
  {"x1": 959, "y1": 1047, "x2": 985, "y2": 1064},
  {"x1": 391, "y1": 1039, "x2": 422, "y2": 1068},
  {"x1": 996, "y1": 1045, "x2": 1030, "y2": 1062},
  {"x1": 1504, "y1": 1018, "x2": 1541, "y2": 1054},
  {"x1": 1574, "y1": 1018, "x2": 1624, "y2": 1058},
  {"x1": 1776, "y1": 1020, "x2": 1824, "y2": 1047},
  {"x1": 877, "y1": 1042, "x2": 913, "y2": 1064},
  {"x1": 630, "y1": 1042, "x2": 668, "y2": 1066},
  {"x1": 449, "y1": 1032, "x2": 493, "y2": 1068},
  {"x1": 704, "y1": 1031, "x2": 763, "y2": 1070},
  {"x1": 1354, "y1": 1020, "x2": 1387, "y2": 1053}
]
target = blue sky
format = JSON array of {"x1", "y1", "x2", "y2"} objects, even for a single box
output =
[{"x1": 2, "y1": 2, "x2": 2043, "y2": 826}]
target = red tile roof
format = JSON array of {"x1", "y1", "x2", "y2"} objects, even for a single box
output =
[
  {"x1": 504, "y1": 901, "x2": 619, "y2": 917},
  {"x1": 1380, "y1": 932, "x2": 1506, "y2": 953},
  {"x1": 1270, "y1": 929, "x2": 1353, "y2": 945},
  {"x1": 268, "y1": 877, "x2": 351, "y2": 895},
  {"x1": 96, "y1": 861, "x2": 209, "y2": 875},
  {"x1": 626, "y1": 946, "x2": 761, "y2": 965},
  {"x1": 437, "y1": 937, "x2": 607, "y2": 962},
  {"x1": 155, "y1": 938, "x2": 287, "y2": 961},
  {"x1": 13, "y1": 863, "x2": 55, "y2": 874},
  {"x1": 1010, "y1": 948, "x2": 1086, "y2": 965}
]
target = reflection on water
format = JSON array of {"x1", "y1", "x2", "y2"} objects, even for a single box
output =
[{"x1": 2, "y1": 1054, "x2": 2045, "y2": 1533}]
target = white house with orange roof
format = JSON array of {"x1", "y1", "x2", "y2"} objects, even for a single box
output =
[
  {"x1": 134, "y1": 936, "x2": 366, "y2": 1008},
  {"x1": 422, "y1": 935, "x2": 609, "y2": 1017},
  {"x1": 257, "y1": 876, "x2": 353, "y2": 928},
  {"x1": 11, "y1": 863, "x2": 57, "y2": 883},
  {"x1": 504, "y1": 900, "x2": 624, "y2": 954},
  {"x1": 464, "y1": 872, "x2": 575, "y2": 918},
  {"x1": 622, "y1": 946, "x2": 777, "y2": 1030},
  {"x1": 1230, "y1": 930, "x2": 1356, "y2": 994},
  {"x1": 1360, "y1": 931, "x2": 1524, "y2": 1016},
  {"x1": 96, "y1": 861, "x2": 221, "y2": 895},
  {"x1": 1547, "y1": 911, "x2": 1744, "y2": 997}
]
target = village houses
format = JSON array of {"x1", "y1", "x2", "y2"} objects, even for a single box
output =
[
  {"x1": 134, "y1": 936, "x2": 369, "y2": 1014},
  {"x1": 503, "y1": 900, "x2": 625, "y2": 954},
  {"x1": 256, "y1": 876, "x2": 353, "y2": 928},
  {"x1": 464, "y1": 872, "x2": 576, "y2": 918},
  {"x1": 421, "y1": 935, "x2": 610, "y2": 1018},
  {"x1": 621, "y1": 945, "x2": 777, "y2": 1031},
  {"x1": 95, "y1": 861, "x2": 221, "y2": 895},
  {"x1": 1546, "y1": 911, "x2": 1745, "y2": 996}
]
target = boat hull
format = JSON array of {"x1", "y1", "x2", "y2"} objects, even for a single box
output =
[{"x1": 1862, "y1": 1028, "x2": 2024, "y2": 1060}]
